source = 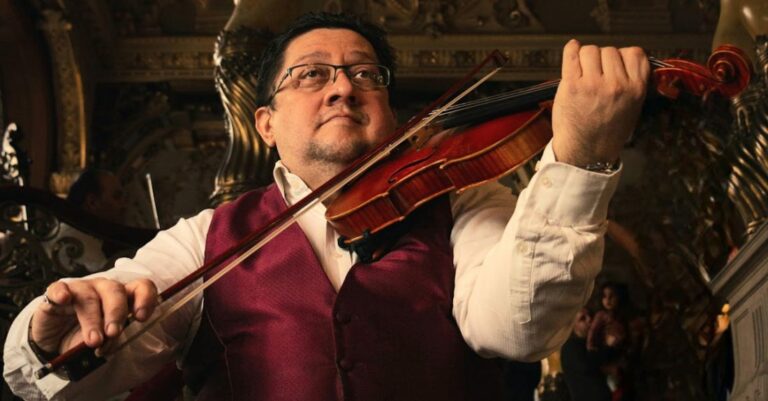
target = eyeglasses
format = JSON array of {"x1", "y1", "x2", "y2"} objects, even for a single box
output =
[{"x1": 269, "y1": 63, "x2": 391, "y2": 101}]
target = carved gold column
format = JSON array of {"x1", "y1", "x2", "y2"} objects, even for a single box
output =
[
  {"x1": 727, "y1": 68, "x2": 768, "y2": 236},
  {"x1": 210, "y1": 24, "x2": 274, "y2": 205},
  {"x1": 211, "y1": 1, "x2": 323, "y2": 205},
  {"x1": 714, "y1": 0, "x2": 768, "y2": 236},
  {"x1": 35, "y1": 4, "x2": 87, "y2": 196}
]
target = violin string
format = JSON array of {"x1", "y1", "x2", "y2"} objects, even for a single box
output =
[
  {"x1": 451, "y1": 82, "x2": 556, "y2": 111},
  {"x1": 452, "y1": 80, "x2": 557, "y2": 108},
  {"x1": 649, "y1": 57, "x2": 672, "y2": 68},
  {"x1": 434, "y1": 57, "x2": 672, "y2": 123},
  {"x1": 448, "y1": 57, "x2": 671, "y2": 114},
  {"x1": 433, "y1": 83, "x2": 558, "y2": 125},
  {"x1": 453, "y1": 80, "x2": 557, "y2": 108},
  {"x1": 435, "y1": 81, "x2": 558, "y2": 117}
]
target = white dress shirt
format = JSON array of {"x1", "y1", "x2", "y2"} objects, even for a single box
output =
[{"x1": 3, "y1": 143, "x2": 620, "y2": 401}]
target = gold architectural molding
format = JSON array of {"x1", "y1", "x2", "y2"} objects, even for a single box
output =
[
  {"x1": 37, "y1": 9, "x2": 87, "y2": 195},
  {"x1": 390, "y1": 33, "x2": 713, "y2": 80},
  {"x1": 364, "y1": 0, "x2": 545, "y2": 35},
  {"x1": 105, "y1": 33, "x2": 712, "y2": 82},
  {"x1": 101, "y1": 37, "x2": 216, "y2": 82},
  {"x1": 591, "y1": 0, "x2": 673, "y2": 33}
]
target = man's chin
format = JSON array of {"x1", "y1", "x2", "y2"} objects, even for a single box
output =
[
  {"x1": 318, "y1": 122, "x2": 368, "y2": 140},
  {"x1": 307, "y1": 141, "x2": 370, "y2": 166}
]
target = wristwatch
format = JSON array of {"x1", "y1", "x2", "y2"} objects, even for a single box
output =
[
  {"x1": 27, "y1": 329, "x2": 59, "y2": 363},
  {"x1": 583, "y1": 161, "x2": 619, "y2": 174}
]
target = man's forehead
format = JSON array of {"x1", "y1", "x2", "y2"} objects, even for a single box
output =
[{"x1": 283, "y1": 28, "x2": 377, "y2": 64}]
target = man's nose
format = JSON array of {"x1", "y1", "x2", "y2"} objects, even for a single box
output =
[{"x1": 326, "y1": 69, "x2": 357, "y2": 104}]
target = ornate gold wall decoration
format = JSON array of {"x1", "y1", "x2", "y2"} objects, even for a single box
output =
[
  {"x1": 107, "y1": 37, "x2": 216, "y2": 82},
  {"x1": 492, "y1": 0, "x2": 542, "y2": 31},
  {"x1": 36, "y1": 7, "x2": 87, "y2": 196},
  {"x1": 591, "y1": 0, "x2": 673, "y2": 33},
  {"x1": 366, "y1": 0, "x2": 543, "y2": 35},
  {"x1": 106, "y1": 34, "x2": 711, "y2": 83},
  {"x1": 390, "y1": 33, "x2": 711, "y2": 80}
]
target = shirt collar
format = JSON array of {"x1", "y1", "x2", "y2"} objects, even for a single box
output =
[{"x1": 272, "y1": 160, "x2": 313, "y2": 206}]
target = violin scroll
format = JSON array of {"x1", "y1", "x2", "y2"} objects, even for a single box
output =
[
  {"x1": 707, "y1": 44, "x2": 752, "y2": 97},
  {"x1": 653, "y1": 44, "x2": 752, "y2": 101}
]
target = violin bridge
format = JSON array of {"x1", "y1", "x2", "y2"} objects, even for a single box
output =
[{"x1": 409, "y1": 125, "x2": 452, "y2": 150}]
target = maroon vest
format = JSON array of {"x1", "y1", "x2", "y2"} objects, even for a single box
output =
[{"x1": 185, "y1": 184, "x2": 502, "y2": 401}]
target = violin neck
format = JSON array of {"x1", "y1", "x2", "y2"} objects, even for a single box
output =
[
  {"x1": 436, "y1": 82, "x2": 558, "y2": 129},
  {"x1": 435, "y1": 56, "x2": 670, "y2": 129}
]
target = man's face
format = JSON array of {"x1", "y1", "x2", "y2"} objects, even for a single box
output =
[
  {"x1": 255, "y1": 28, "x2": 397, "y2": 186},
  {"x1": 573, "y1": 308, "x2": 591, "y2": 338},
  {"x1": 86, "y1": 173, "x2": 126, "y2": 223}
]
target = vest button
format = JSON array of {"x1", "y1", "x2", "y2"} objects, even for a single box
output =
[
  {"x1": 334, "y1": 312, "x2": 352, "y2": 324},
  {"x1": 338, "y1": 358, "x2": 354, "y2": 372}
]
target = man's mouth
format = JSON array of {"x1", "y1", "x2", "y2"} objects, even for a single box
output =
[
  {"x1": 327, "y1": 115, "x2": 359, "y2": 123},
  {"x1": 319, "y1": 110, "x2": 366, "y2": 126}
]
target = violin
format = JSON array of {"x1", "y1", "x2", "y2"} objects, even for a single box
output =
[
  {"x1": 35, "y1": 44, "x2": 752, "y2": 381},
  {"x1": 326, "y1": 44, "x2": 752, "y2": 246}
]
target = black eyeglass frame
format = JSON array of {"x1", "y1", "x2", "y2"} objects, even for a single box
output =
[{"x1": 267, "y1": 62, "x2": 391, "y2": 103}]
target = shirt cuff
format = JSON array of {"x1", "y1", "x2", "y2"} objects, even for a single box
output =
[
  {"x1": 7, "y1": 297, "x2": 71, "y2": 399},
  {"x1": 536, "y1": 142, "x2": 558, "y2": 168},
  {"x1": 529, "y1": 143, "x2": 621, "y2": 226}
]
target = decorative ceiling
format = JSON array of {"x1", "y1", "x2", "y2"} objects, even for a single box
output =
[{"x1": 53, "y1": 0, "x2": 718, "y2": 82}]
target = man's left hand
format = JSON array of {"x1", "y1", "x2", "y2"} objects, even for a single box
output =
[{"x1": 551, "y1": 39, "x2": 650, "y2": 167}]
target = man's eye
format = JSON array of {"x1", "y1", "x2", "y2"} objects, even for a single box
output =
[
  {"x1": 354, "y1": 70, "x2": 370, "y2": 79},
  {"x1": 299, "y1": 67, "x2": 328, "y2": 80},
  {"x1": 353, "y1": 69, "x2": 380, "y2": 81}
]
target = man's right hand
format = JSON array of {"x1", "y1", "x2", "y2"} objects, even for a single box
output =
[{"x1": 30, "y1": 278, "x2": 159, "y2": 355}]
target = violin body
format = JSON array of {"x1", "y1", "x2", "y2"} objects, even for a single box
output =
[{"x1": 327, "y1": 108, "x2": 552, "y2": 243}]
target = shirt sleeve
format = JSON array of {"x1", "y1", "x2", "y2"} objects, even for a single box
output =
[
  {"x1": 3, "y1": 209, "x2": 214, "y2": 401},
  {"x1": 451, "y1": 142, "x2": 620, "y2": 361}
]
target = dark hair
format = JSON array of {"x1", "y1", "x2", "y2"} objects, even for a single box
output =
[
  {"x1": 67, "y1": 169, "x2": 107, "y2": 207},
  {"x1": 255, "y1": 12, "x2": 396, "y2": 108},
  {"x1": 599, "y1": 281, "x2": 632, "y2": 314}
]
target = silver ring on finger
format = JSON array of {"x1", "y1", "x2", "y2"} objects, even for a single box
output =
[{"x1": 42, "y1": 293, "x2": 60, "y2": 307}]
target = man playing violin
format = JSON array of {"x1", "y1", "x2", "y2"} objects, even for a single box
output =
[{"x1": 4, "y1": 12, "x2": 649, "y2": 401}]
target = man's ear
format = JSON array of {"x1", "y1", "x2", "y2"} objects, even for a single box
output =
[{"x1": 254, "y1": 106, "x2": 276, "y2": 147}]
